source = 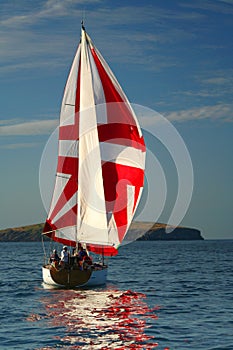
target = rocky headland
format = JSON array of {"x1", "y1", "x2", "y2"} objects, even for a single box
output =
[{"x1": 0, "y1": 222, "x2": 204, "y2": 242}]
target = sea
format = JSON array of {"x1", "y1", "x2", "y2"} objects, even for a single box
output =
[{"x1": 0, "y1": 240, "x2": 232, "y2": 350}]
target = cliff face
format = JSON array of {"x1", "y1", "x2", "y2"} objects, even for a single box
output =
[
  {"x1": 136, "y1": 226, "x2": 203, "y2": 241},
  {"x1": 0, "y1": 222, "x2": 204, "y2": 242}
]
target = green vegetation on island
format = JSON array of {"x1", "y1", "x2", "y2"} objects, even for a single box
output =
[{"x1": 0, "y1": 222, "x2": 204, "y2": 242}]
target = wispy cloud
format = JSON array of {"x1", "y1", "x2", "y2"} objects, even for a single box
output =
[
  {"x1": 0, "y1": 119, "x2": 58, "y2": 136},
  {"x1": 199, "y1": 71, "x2": 233, "y2": 90},
  {"x1": 0, "y1": 142, "x2": 41, "y2": 150},
  {"x1": 0, "y1": 119, "x2": 20, "y2": 126},
  {"x1": 165, "y1": 104, "x2": 233, "y2": 123},
  {"x1": 0, "y1": 1, "x2": 210, "y2": 75},
  {"x1": 139, "y1": 103, "x2": 233, "y2": 126},
  {"x1": 1, "y1": 101, "x2": 232, "y2": 140},
  {"x1": 1, "y1": 0, "x2": 96, "y2": 27},
  {"x1": 180, "y1": 0, "x2": 233, "y2": 15},
  {"x1": 170, "y1": 69, "x2": 233, "y2": 101}
]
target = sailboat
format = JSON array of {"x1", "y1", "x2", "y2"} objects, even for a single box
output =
[{"x1": 42, "y1": 24, "x2": 146, "y2": 288}]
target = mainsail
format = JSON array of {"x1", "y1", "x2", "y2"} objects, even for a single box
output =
[{"x1": 43, "y1": 25, "x2": 146, "y2": 256}]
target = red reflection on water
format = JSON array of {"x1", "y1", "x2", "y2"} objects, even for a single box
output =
[{"x1": 32, "y1": 288, "x2": 161, "y2": 349}]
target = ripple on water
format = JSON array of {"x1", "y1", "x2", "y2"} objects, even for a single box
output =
[{"x1": 28, "y1": 288, "x2": 161, "y2": 349}]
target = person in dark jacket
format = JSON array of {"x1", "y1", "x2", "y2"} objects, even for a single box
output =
[{"x1": 50, "y1": 249, "x2": 60, "y2": 267}]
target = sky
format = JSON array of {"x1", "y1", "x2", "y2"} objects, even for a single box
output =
[{"x1": 0, "y1": 0, "x2": 232, "y2": 239}]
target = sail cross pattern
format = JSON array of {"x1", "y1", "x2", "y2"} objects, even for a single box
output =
[{"x1": 43, "y1": 28, "x2": 145, "y2": 256}]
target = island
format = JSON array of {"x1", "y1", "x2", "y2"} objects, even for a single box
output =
[{"x1": 0, "y1": 222, "x2": 204, "y2": 242}]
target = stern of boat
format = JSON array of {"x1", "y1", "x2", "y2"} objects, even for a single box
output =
[{"x1": 42, "y1": 264, "x2": 107, "y2": 288}]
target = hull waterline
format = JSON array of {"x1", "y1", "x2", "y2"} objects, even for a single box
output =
[{"x1": 42, "y1": 265, "x2": 107, "y2": 288}]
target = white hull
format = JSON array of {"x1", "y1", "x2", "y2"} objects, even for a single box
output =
[{"x1": 42, "y1": 265, "x2": 107, "y2": 288}]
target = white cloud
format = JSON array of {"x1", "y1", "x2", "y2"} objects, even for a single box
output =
[
  {"x1": 1, "y1": 102, "x2": 231, "y2": 140},
  {"x1": 0, "y1": 142, "x2": 41, "y2": 150},
  {"x1": 0, "y1": 0, "x2": 98, "y2": 27},
  {"x1": 165, "y1": 104, "x2": 233, "y2": 123},
  {"x1": 170, "y1": 69, "x2": 233, "y2": 100},
  {"x1": 0, "y1": 119, "x2": 20, "y2": 126},
  {"x1": 0, "y1": 119, "x2": 58, "y2": 136},
  {"x1": 200, "y1": 74, "x2": 233, "y2": 92},
  {"x1": 0, "y1": 1, "x2": 208, "y2": 75},
  {"x1": 180, "y1": 0, "x2": 233, "y2": 15},
  {"x1": 138, "y1": 103, "x2": 233, "y2": 127}
]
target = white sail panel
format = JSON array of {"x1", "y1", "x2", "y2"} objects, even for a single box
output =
[
  {"x1": 58, "y1": 140, "x2": 79, "y2": 158},
  {"x1": 126, "y1": 185, "x2": 136, "y2": 229},
  {"x1": 47, "y1": 174, "x2": 71, "y2": 219},
  {"x1": 108, "y1": 214, "x2": 120, "y2": 249},
  {"x1": 100, "y1": 142, "x2": 145, "y2": 169},
  {"x1": 54, "y1": 226, "x2": 77, "y2": 243},
  {"x1": 60, "y1": 46, "x2": 81, "y2": 126},
  {"x1": 88, "y1": 41, "x2": 108, "y2": 124},
  {"x1": 77, "y1": 29, "x2": 109, "y2": 245}
]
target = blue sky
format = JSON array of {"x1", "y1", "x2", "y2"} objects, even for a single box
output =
[{"x1": 0, "y1": 0, "x2": 232, "y2": 239}]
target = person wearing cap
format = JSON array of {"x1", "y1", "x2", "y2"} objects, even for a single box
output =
[{"x1": 60, "y1": 246, "x2": 69, "y2": 267}]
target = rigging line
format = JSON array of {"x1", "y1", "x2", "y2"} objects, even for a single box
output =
[{"x1": 42, "y1": 225, "x2": 75, "y2": 235}]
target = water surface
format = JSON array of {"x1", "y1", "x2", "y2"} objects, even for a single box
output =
[{"x1": 0, "y1": 240, "x2": 232, "y2": 349}]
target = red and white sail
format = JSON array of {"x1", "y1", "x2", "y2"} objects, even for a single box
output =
[{"x1": 43, "y1": 26, "x2": 146, "y2": 256}]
